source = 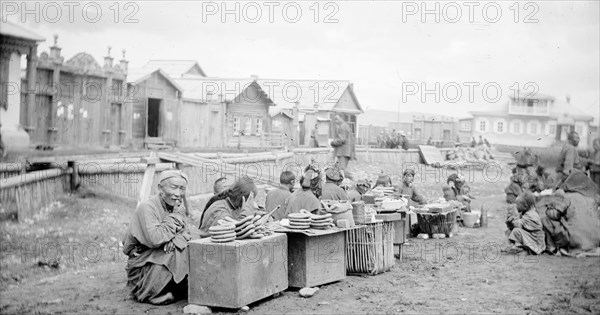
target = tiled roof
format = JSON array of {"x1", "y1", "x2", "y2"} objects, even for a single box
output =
[{"x1": 0, "y1": 21, "x2": 45, "y2": 42}]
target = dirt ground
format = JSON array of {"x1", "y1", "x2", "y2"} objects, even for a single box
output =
[{"x1": 1, "y1": 160, "x2": 599, "y2": 314}]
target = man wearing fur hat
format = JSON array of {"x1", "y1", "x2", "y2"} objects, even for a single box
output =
[
  {"x1": 394, "y1": 169, "x2": 427, "y2": 206},
  {"x1": 321, "y1": 163, "x2": 349, "y2": 201},
  {"x1": 122, "y1": 170, "x2": 191, "y2": 305},
  {"x1": 284, "y1": 168, "x2": 322, "y2": 215}
]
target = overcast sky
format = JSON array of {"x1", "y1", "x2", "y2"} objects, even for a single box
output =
[{"x1": 6, "y1": 1, "x2": 600, "y2": 121}]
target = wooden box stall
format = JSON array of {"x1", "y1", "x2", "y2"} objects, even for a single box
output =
[
  {"x1": 188, "y1": 234, "x2": 288, "y2": 309},
  {"x1": 277, "y1": 229, "x2": 346, "y2": 288},
  {"x1": 345, "y1": 222, "x2": 395, "y2": 275}
]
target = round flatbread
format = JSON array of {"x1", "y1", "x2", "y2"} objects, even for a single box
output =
[
  {"x1": 236, "y1": 228, "x2": 256, "y2": 239},
  {"x1": 311, "y1": 218, "x2": 333, "y2": 223},
  {"x1": 236, "y1": 223, "x2": 255, "y2": 235},
  {"x1": 311, "y1": 221, "x2": 334, "y2": 227},
  {"x1": 236, "y1": 215, "x2": 254, "y2": 226},
  {"x1": 211, "y1": 236, "x2": 236, "y2": 243},
  {"x1": 211, "y1": 232, "x2": 237, "y2": 240},
  {"x1": 311, "y1": 213, "x2": 332, "y2": 220},
  {"x1": 288, "y1": 225, "x2": 310, "y2": 230},
  {"x1": 288, "y1": 213, "x2": 311, "y2": 219},
  {"x1": 248, "y1": 233, "x2": 264, "y2": 239},
  {"x1": 209, "y1": 228, "x2": 236, "y2": 236},
  {"x1": 209, "y1": 224, "x2": 236, "y2": 232},
  {"x1": 289, "y1": 218, "x2": 311, "y2": 223}
]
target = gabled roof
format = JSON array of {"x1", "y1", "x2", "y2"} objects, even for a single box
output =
[
  {"x1": 127, "y1": 68, "x2": 183, "y2": 92},
  {"x1": 269, "y1": 108, "x2": 294, "y2": 119},
  {"x1": 0, "y1": 20, "x2": 45, "y2": 42},
  {"x1": 173, "y1": 77, "x2": 274, "y2": 105},
  {"x1": 255, "y1": 79, "x2": 363, "y2": 114},
  {"x1": 143, "y1": 60, "x2": 206, "y2": 78},
  {"x1": 509, "y1": 90, "x2": 555, "y2": 101}
]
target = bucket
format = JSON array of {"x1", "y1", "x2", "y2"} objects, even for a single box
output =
[{"x1": 462, "y1": 212, "x2": 479, "y2": 228}]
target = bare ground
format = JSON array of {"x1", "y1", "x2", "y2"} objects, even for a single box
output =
[{"x1": 1, "y1": 161, "x2": 599, "y2": 314}]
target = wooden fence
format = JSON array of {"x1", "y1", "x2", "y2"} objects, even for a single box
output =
[{"x1": 0, "y1": 148, "x2": 422, "y2": 221}]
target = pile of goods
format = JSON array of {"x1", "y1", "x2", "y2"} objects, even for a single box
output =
[
  {"x1": 307, "y1": 211, "x2": 334, "y2": 230},
  {"x1": 209, "y1": 214, "x2": 273, "y2": 243},
  {"x1": 287, "y1": 212, "x2": 311, "y2": 230}
]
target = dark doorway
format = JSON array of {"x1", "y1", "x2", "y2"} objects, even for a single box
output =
[{"x1": 147, "y1": 98, "x2": 161, "y2": 137}]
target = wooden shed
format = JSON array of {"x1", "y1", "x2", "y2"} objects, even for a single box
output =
[{"x1": 127, "y1": 68, "x2": 183, "y2": 149}]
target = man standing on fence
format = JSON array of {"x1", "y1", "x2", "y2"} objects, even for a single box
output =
[
  {"x1": 122, "y1": 170, "x2": 191, "y2": 305},
  {"x1": 331, "y1": 114, "x2": 356, "y2": 179}
]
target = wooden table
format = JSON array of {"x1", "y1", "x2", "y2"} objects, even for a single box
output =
[
  {"x1": 188, "y1": 234, "x2": 288, "y2": 309},
  {"x1": 275, "y1": 227, "x2": 346, "y2": 288}
]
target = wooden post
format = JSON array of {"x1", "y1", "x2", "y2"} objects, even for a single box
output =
[
  {"x1": 68, "y1": 161, "x2": 79, "y2": 191},
  {"x1": 138, "y1": 153, "x2": 158, "y2": 206}
]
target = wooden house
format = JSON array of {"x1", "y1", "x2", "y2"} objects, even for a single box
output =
[
  {"x1": 258, "y1": 79, "x2": 363, "y2": 147},
  {"x1": 16, "y1": 34, "x2": 129, "y2": 149},
  {"x1": 270, "y1": 108, "x2": 294, "y2": 148},
  {"x1": 126, "y1": 68, "x2": 183, "y2": 149},
  {"x1": 173, "y1": 77, "x2": 278, "y2": 148},
  {"x1": 143, "y1": 60, "x2": 206, "y2": 78}
]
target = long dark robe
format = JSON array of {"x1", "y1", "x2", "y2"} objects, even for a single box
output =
[
  {"x1": 320, "y1": 182, "x2": 348, "y2": 201},
  {"x1": 122, "y1": 195, "x2": 191, "y2": 303},
  {"x1": 265, "y1": 187, "x2": 292, "y2": 221},
  {"x1": 284, "y1": 189, "x2": 321, "y2": 215},
  {"x1": 506, "y1": 208, "x2": 546, "y2": 254}
]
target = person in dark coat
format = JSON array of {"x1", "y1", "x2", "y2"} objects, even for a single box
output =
[
  {"x1": 394, "y1": 169, "x2": 427, "y2": 206},
  {"x1": 320, "y1": 163, "x2": 348, "y2": 201},
  {"x1": 331, "y1": 114, "x2": 356, "y2": 175},
  {"x1": 265, "y1": 171, "x2": 296, "y2": 221},
  {"x1": 503, "y1": 191, "x2": 546, "y2": 255}
]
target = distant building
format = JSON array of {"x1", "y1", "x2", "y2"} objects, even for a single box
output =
[{"x1": 458, "y1": 91, "x2": 597, "y2": 149}]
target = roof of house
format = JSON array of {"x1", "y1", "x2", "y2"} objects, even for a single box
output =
[
  {"x1": 509, "y1": 90, "x2": 555, "y2": 101},
  {"x1": 269, "y1": 108, "x2": 294, "y2": 119},
  {"x1": 143, "y1": 60, "x2": 206, "y2": 78},
  {"x1": 359, "y1": 110, "x2": 456, "y2": 127},
  {"x1": 127, "y1": 68, "x2": 184, "y2": 92},
  {"x1": 0, "y1": 21, "x2": 45, "y2": 42},
  {"x1": 173, "y1": 77, "x2": 274, "y2": 105},
  {"x1": 255, "y1": 79, "x2": 363, "y2": 114}
]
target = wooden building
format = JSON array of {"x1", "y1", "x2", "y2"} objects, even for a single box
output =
[
  {"x1": 16, "y1": 34, "x2": 129, "y2": 149},
  {"x1": 126, "y1": 68, "x2": 183, "y2": 149},
  {"x1": 258, "y1": 79, "x2": 363, "y2": 147},
  {"x1": 1, "y1": 21, "x2": 45, "y2": 152}
]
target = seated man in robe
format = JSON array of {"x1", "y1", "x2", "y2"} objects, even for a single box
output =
[
  {"x1": 284, "y1": 169, "x2": 322, "y2": 215},
  {"x1": 539, "y1": 189, "x2": 571, "y2": 255},
  {"x1": 442, "y1": 173, "x2": 471, "y2": 211},
  {"x1": 503, "y1": 191, "x2": 546, "y2": 255},
  {"x1": 320, "y1": 164, "x2": 348, "y2": 201},
  {"x1": 122, "y1": 170, "x2": 192, "y2": 305},
  {"x1": 347, "y1": 179, "x2": 371, "y2": 202},
  {"x1": 394, "y1": 169, "x2": 427, "y2": 206},
  {"x1": 505, "y1": 168, "x2": 523, "y2": 204},
  {"x1": 265, "y1": 171, "x2": 296, "y2": 221}
]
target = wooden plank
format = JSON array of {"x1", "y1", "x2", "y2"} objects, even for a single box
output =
[
  {"x1": 418, "y1": 145, "x2": 446, "y2": 165},
  {"x1": 137, "y1": 153, "x2": 157, "y2": 206},
  {"x1": 0, "y1": 168, "x2": 72, "y2": 189}
]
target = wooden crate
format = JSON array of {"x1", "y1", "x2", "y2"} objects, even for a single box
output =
[
  {"x1": 188, "y1": 234, "x2": 288, "y2": 309},
  {"x1": 284, "y1": 229, "x2": 346, "y2": 288},
  {"x1": 345, "y1": 222, "x2": 395, "y2": 275}
]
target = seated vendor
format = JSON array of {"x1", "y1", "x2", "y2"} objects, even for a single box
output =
[
  {"x1": 503, "y1": 191, "x2": 546, "y2": 255},
  {"x1": 505, "y1": 168, "x2": 523, "y2": 204},
  {"x1": 284, "y1": 169, "x2": 322, "y2": 215},
  {"x1": 347, "y1": 179, "x2": 371, "y2": 202},
  {"x1": 199, "y1": 179, "x2": 258, "y2": 237},
  {"x1": 540, "y1": 189, "x2": 571, "y2": 256},
  {"x1": 394, "y1": 169, "x2": 427, "y2": 206},
  {"x1": 265, "y1": 171, "x2": 296, "y2": 221},
  {"x1": 442, "y1": 173, "x2": 471, "y2": 211},
  {"x1": 373, "y1": 171, "x2": 393, "y2": 188},
  {"x1": 122, "y1": 170, "x2": 192, "y2": 305},
  {"x1": 321, "y1": 164, "x2": 348, "y2": 200}
]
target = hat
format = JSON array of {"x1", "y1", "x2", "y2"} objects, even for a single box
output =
[
  {"x1": 325, "y1": 164, "x2": 344, "y2": 181},
  {"x1": 403, "y1": 169, "x2": 416, "y2": 177},
  {"x1": 158, "y1": 170, "x2": 188, "y2": 184}
]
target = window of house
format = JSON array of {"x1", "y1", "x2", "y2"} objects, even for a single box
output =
[
  {"x1": 414, "y1": 128, "x2": 422, "y2": 139},
  {"x1": 576, "y1": 125, "x2": 583, "y2": 135},
  {"x1": 460, "y1": 121, "x2": 471, "y2": 131},
  {"x1": 496, "y1": 121, "x2": 504, "y2": 133},
  {"x1": 273, "y1": 120, "x2": 281, "y2": 129},
  {"x1": 233, "y1": 117, "x2": 240, "y2": 132},
  {"x1": 479, "y1": 120, "x2": 487, "y2": 132},
  {"x1": 548, "y1": 123, "x2": 556, "y2": 136},
  {"x1": 512, "y1": 121, "x2": 521, "y2": 134},
  {"x1": 529, "y1": 122, "x2": 538, "y2": 134},
  {"x1": 255, "y1": 117, "x2": 263, "y2": 134}
]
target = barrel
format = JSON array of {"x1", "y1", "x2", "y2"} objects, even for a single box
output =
[{"x1": 352, "y1": 201, "x2": 366, "y2": 224}]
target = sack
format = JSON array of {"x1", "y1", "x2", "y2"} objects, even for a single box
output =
[{"x1": 322, "y1": 200, "x2": 355, "y2": 227}]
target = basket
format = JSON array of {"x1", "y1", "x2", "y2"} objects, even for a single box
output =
[
  {"x1": 416, "y1": 209, "x2": 457, "y2": 235},
  {"x1": 345, "y1": 222, "x2": 395, "y2": 275}
]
